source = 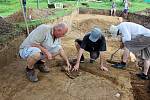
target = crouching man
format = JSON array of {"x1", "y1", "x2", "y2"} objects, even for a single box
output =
[
  {"x1": 109, "y1": 22, "x2": 150, "y2": 80},
  {"x1": 19, "y1": 23, "x2": 72, "y2": 82},
  {"x1": 72, "y1": 27, "x2": 108, "y2": 71}
]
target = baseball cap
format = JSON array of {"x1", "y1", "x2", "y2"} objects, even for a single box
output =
[
  {"x1": 109, "y1": 25, "x2": 118, "y2": 37},
  {"x1": 89, "y1": 27, "x2": 102, "y2": 42}
]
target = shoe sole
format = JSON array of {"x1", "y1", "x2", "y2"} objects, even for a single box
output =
[
  {"x1": 111, "y1": 65, "x2": 126, "y2": 70},
  {"x1": 80, "y1": 61, "x2": 84, "y2": 63}
]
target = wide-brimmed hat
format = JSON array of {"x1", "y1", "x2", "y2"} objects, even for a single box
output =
[
  {"x1": 109, "y1": 25, "x2": 118, "y2": 37},
  {"x1": 89, "y1": 27, "x2": 102, "y2": 42}
]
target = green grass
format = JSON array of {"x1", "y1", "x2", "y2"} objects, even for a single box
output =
[
  {"x1": 129, "y1": 2, "x2": 150, "y2": 12},
  {"x1": 0, "y1": 0, "x2": 149, "y2": 32},
  {"x1": 0, "y1": 0, "x2": 48, "y2": 17},
  {"x1": 0, "y1": 0, "x2": 149, "y2": 43},
  {"x1": 15, "y1": 7, "x2": 74, "y2": 30},
  {"x1": 1, "y1": 0, "x2": 150, "y2": 17},
  {"x1": 86, "y1": 1, "x2": 150, "y2": 12}
]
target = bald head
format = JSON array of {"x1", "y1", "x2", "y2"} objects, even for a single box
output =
[
  {"x1": 53, "y1": 23, "x2": 68, "y2": 38},
  {"x1": 57, "y1": 23, "x2": 68, "y2": 32}
]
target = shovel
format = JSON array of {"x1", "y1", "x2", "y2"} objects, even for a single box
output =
[{"x1": 106, "y1": 48, "x2": 120, "y2": 64}]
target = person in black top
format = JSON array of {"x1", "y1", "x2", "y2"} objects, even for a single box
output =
[{"x1": 72, "y1": 27, "x2": 108, "y2": 71}]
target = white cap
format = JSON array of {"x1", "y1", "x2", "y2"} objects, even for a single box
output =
[{"x1": 109, "y1": 25, "x2": 118, "y2": 37}]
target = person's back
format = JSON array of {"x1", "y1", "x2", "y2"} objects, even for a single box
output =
[
  {"x1": 20, "y1": 24, "x2": 57, "y2": 49},
  {"x1": 81, "y1": 33, "x2": 106, "y2": 52},
  {"x1": 118, "y1": 22, "x2": 150, "y2": 42}
]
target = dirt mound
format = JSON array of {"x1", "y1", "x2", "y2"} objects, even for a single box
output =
[
  {"x1": 5, "y1": 8, "x2": 56, "y2": 23},
  {"x1": 72, "y1": 14, "x2": 120, "y2": 33},
  {"x1": 0, "y1": 16, "x2": 15, "y2": 35},
  {"x1": 27, "y1": 8, "x2": 55, "y2": 20},
  {"x1": 78, "y1": 18, "x2": 112, "y2": 33}
]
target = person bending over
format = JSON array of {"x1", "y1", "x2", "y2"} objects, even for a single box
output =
[
  {"x1": 72, "y1": 27, "x2": 108, "y2": 71},
  {"x1": 109, "y1": 22, "x2": 150, "y2": 80},
  {"x1": 19, "y1": 23, "x2": 72, "y2": 82}
]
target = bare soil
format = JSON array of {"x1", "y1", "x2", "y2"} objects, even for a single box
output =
[
  {"x1": 131, "y1": 72, "x2": 150, "y2": 100},
  {"x1": 4, "y1": 8, "x2": 56, "y2": 23},
  {"x1": 0, "y1": 16, "x2": 15, "y2": 35},
  {"x1": 0, "y1": 13, "x2": 150, "y2": 100}
]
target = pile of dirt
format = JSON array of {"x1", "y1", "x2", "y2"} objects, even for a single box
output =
[
  {"x1": 27, "y1": 8, "x2": 56, "y2": 20},
  {"x1": 72, "y1": 14, "x2": 121, "y2": 34},
  {"x1": 0, "y1": 16, "x2": 15, "y2": 35},
  {"x1": 5, "y1": 8, "x2": 56, "y2": 23}
]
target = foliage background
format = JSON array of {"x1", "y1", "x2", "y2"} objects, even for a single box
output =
[{"x1": 0, "y1": 0, "x2": 150, "y2": 17}]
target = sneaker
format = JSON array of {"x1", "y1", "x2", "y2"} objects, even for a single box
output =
[
  {"x1": 80, "y1": 55, "x2": 84, "y2": 63},
  {"x1": 34, "y1": 60, "x2": 50, "y2": 73},
  {"x1": 136, "y1": 73, "x2": 149, "y2": 80},
  {"x1": 111, "y1": 63, "x2": 126, "y2": 69},
  {"x1": 26, "y1": 68, "x2": 38, "y2": 82},
  {"x1": 80, "y1": 60, "x2": 84, "y2": 63}
]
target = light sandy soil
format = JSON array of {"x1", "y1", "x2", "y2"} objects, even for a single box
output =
[{"x1": 0, "y1": 14, "x2": 136, "y2": 100}]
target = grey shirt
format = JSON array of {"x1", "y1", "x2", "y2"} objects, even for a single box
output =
[{"x1": 20, "y1": 24, "x2": 62, "y2": 51}]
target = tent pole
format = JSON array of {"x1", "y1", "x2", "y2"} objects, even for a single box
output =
[{"x1": 19, "y1": 0, "x2": 29, "y2": 35}]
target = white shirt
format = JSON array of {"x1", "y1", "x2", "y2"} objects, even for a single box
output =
[
  {"x1": 124, "y1": 2, "x2": 128, "y2": 9},
  {"x1": 117, "y1": 22, "x2": 150, "y2": 43},
  {"x1": 124, "y1": 0, "x2": 128, "y2": 3}
]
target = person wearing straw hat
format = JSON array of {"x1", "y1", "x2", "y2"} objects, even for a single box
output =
[
  {"x1": 72, "y1": 27, "x2": 108, "y2": 71},
  {"x1": 109, "y1": 22, "x2": 150, "y2": 80},
  {"x1": 19, "y1": 23, "x2": 72, "y2": 82}
]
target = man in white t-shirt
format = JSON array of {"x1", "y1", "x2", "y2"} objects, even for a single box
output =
[
  {"x1": 19, "y1": 23, "x2": 72, "y2": 82},
  {"x1": 109, "y1": 22, "x2": 150, "y2": 80}
]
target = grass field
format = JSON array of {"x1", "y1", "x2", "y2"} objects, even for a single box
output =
[{"x1": 0, "y1": 0, "x2": 150, "y2": 17}]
